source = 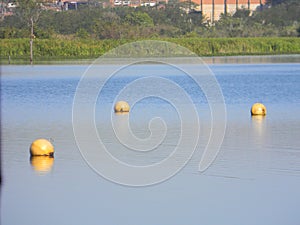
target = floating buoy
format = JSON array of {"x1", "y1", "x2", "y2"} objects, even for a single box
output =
[
  {"x1": 30, "y1": 139, "x2": 54, "y2": 156},
  {"x1": 30, "y1": 156, "x2": 54, "y2": 173},
  {"x1": 114, "y1": 101, "x2": 130, "y2": 113},
  {"x1": 251, "y1": 103, "x2": 267, "y2": 116}
]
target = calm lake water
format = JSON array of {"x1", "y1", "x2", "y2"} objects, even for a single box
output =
[{"x1": 1, "y1": 56, "x2": 300, "y2": 225}]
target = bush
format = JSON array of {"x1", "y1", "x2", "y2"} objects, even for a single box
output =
[{"x1": 1, "y1": 37, "x2": 299, "y2": 61}]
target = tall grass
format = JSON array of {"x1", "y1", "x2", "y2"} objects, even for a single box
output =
[{"x1": 1, "y1": 37, "x2": 299, "y2": 62}]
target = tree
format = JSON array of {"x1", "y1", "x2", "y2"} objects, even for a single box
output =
[
  {"x1": 265, "y1": 0, "x2": 299, "y2": 6},
  {"x1": 15, "y1": 0, "x2": 42, "y2": 64},
  {"x1": 125, "y1": 12, "x2": 154, "y2": 27}
]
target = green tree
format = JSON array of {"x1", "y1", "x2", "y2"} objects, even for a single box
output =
[
  {"x1": 15, "y1": 0, "x2": 43, "y2": 64},
  {"x1": 253, "y1": 0, "x2": 300, "y2": 36},
  {"x1": 266, "y1": 0, "x2": 298, "y2": 6},
  {"x1": 125, "y1": 12, "x2": 154, "y2": 26}
]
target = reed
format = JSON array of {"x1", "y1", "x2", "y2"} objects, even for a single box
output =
[{"x1": 1, "y1": 37, "x2": 299, "y2": 63}]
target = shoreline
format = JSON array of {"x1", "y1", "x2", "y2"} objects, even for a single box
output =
[
  {"x1": 1, "y1": 54, "x2": 300, "y2": 65},
  {"x1": 1, "y1": 37, "x2": 300, "y2": 65}
]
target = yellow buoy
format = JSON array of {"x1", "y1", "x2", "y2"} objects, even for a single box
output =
[
  {"x1": 30, "y1": 139, "x2": 54, "y2": 156},
  {"x1": 251, "y1": 103, "x2": 267, "y2": 116},
  {"x1": 114, "y1": 101, "x2": 130, "y2": 113},
  {"x1": 30, "y1": 156, "x2": 54, "y2": 173}
]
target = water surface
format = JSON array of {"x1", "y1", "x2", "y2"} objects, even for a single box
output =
[{"x1": 1, "y1": 57, "x2": 300, "y2": 225}]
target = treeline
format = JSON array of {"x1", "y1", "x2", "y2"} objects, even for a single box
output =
[
  {"x1": 1, "y1": 37, "x2": 300, "y2": 61},
  {"x1": 0, "y1": 0, "x2": 299, "y2": 39}
]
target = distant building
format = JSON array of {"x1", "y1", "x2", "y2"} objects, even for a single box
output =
[
  {"x1": 109, "y1": 0, "x2": 169, "y2": 8},
  {"x1": 108, "y1": 0, "x2": 265, "y2": 21},
  {"x1": 57, "y1": 0, "x2": 89, "y2": 10},
  {"x1": 7, "y1": 2, "x2": 17, "y2": 8},
  {"x1": 185, "y1": 0, "x2": 267, "y2": 22}
]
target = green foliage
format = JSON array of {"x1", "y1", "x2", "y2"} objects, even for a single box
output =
[
  {"x1": 265, "y1": 0, "x2": 298, "y2": 6},
  {"x1": 253, "y1": 0, "x2": 300, "y2": 29},
  {"x1": 0, "y1": 27, "x2": 30, "y2": 38},
  {"x1": 1, "y1": 37, "x2": 299, "y2": 62},
  {"x1": 297, "y1": 26, "x2": 300, "y2": 37},
  {"x1": 75, "y1": 28, "x2": 90, "y2": 39},
  {"x1": 0, "y1": 0, "x2": 299, "y2": 40},
  {"x1": 125, "y1": 12, "x2": 154, "y2": 26},
  {"x1": 15, "y1": 0, "x2": 43, "y2": 27}
]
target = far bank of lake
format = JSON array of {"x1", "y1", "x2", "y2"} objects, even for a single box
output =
[{"x1": 1, "y1": 37, "x2": 300, "y2": 64}]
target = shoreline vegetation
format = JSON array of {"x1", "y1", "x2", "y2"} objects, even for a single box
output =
[
  {"x1": 1, "y1": 37, "x2": 300, "y2": 64},
  {"x1": 1, "y1": 1, "x2": 299, "y2": 64}
]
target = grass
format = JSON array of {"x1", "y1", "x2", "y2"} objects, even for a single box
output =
[{"x1": 1, "y1": 37, "x2": 300, "y2": 64}]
